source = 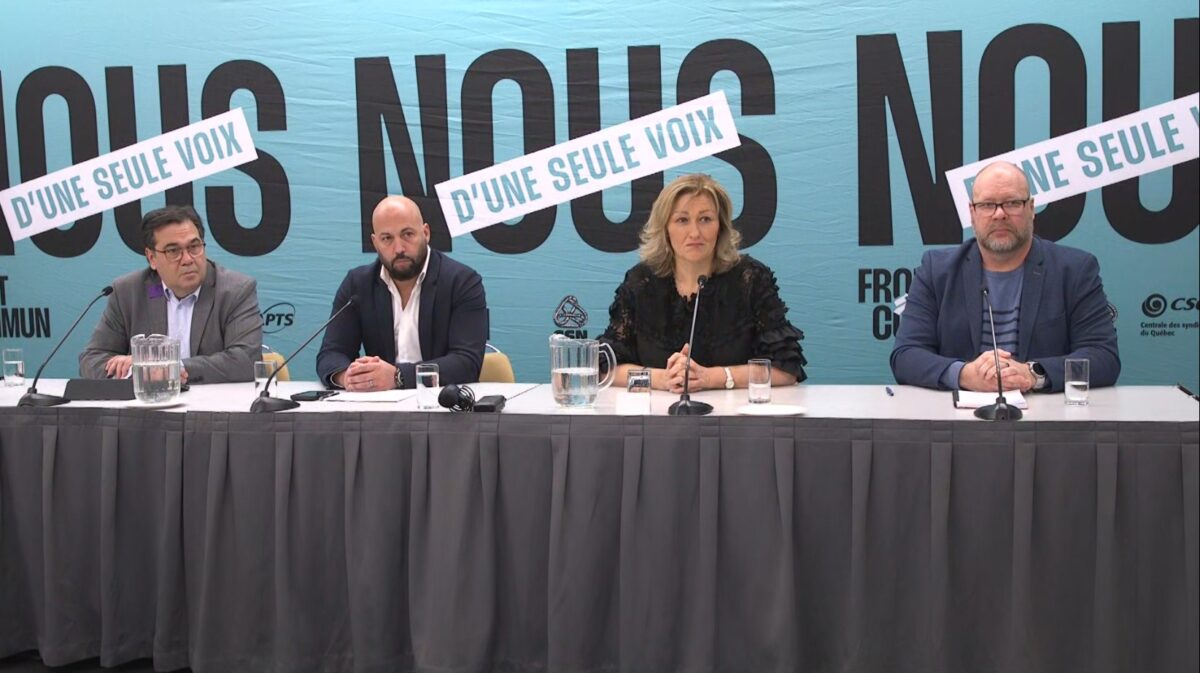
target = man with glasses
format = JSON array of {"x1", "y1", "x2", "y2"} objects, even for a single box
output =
[
  {"x1": 79, "y1": 205, "x2": 263, "y2": 383},
  {"x1": 890, "y1": 160, "x2": 1120, "y2": 392}
]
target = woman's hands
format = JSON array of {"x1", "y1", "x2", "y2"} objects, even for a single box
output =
[{"x1": 663, "y1": 343, "x2": 714, "y2": 393}]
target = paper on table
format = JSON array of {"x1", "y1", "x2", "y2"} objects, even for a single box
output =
[
  {"x1": 326, "y1": 389, "x2": 412, "y2": 403},
  {"x1": 953, "y1": 390, "x2": 1028, "y2": 409}
]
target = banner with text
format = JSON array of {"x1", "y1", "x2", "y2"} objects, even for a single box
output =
[
  {"x1": 436, "y1": 92, "x2": 740, "y2": 236},
  {"x1": 1, "y1": 109, "x2": 257, "y2": 241},
  {"x1": 947, "y1": 93, "x2": 1199, "y2": 227}
]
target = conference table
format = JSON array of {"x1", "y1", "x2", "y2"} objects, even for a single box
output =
[{"x1": 1, "y1": 381, "x2": 1196, "y2": 673}]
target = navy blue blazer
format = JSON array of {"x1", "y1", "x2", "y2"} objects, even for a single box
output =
[
  {"x1": 316, "y1": 249, "x2": 488, "y2": 388},
  {"x1": 890, "y1": 236, "x2": 1120, "y2": 392}
]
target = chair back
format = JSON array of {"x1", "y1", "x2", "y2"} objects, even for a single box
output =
[
  {"x1": 479, "y1": 345, "x2": 515, "y2": 383},
  {"x1": 262, "y1": 350, "x2": 290, "y2": 382}
]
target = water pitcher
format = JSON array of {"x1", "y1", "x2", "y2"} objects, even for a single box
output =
[
  {"x1": 131, "y1": 333, "x2": 182, "y2": 403},
  {"x1": 549, "y1": 333, "x2": 615, "y2": 407}
]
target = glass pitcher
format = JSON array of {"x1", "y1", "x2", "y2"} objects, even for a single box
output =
[
  {"x1": 549, "y1": 333, "x2": 616, "y2": 407},
  {"x1": 131, "y1": 333, "x2": 182, "y2": 403}
]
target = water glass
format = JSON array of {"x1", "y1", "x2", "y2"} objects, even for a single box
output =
[
  {"x1": 627, "y1": 368, "x2": 651, "y2": 393},
  {"x1": 416, "y1": 363, "x2": 440, "y2": 409},
  {"x1": 2, "y1": 348, "x2": 25, "y2": 387},
  {"x1": 254, "y1": 360, "x2": 277, "y2": 388},
  {"x1": 748, "y1": 358, "x2": 772, "y2": 403},
  {"x1": 1064, "y1": 358, "x2": 1089, "y2": 405}
]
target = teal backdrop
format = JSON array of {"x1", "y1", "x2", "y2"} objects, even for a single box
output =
[{"x1": 2, "y1": 1, "x2": 1197, "y2": 388}]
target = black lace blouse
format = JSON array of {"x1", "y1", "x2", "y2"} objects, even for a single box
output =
[{"x1": 598, "y1": 255, "x2": 807, "y2": 381}]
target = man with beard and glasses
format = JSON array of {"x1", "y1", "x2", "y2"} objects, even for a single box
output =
[
  {"x1": 316, "y1": 196, "x2": 488, "y2": 390},
  {"x1": 890, "y1": 160, "x2": 1120, "y2": 393}
]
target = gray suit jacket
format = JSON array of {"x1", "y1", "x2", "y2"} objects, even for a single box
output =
[{"x1": 79, "y1": 260, "x2": 263, "y2": 383}]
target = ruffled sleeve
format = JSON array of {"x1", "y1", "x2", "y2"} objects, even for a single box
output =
[
  {"x1": 745, "y1": 261, "x2": 808, "y2": 382},
  {"x1": 598, "y1": 267, "x2": 642, "y2": 366}
]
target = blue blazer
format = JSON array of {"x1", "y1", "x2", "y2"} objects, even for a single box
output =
[
  {"x1": 890, "y1": 237, "x2": 1120, "y2": 392},
  {"x1": 316, "y1": 249, "x2": 488, "y2": 388}
]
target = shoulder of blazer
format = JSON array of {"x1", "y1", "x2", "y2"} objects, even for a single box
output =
[{"x1": 207, "y1": 260, "x2": 257, "y2": 290}]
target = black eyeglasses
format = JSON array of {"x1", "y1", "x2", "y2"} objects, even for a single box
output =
[
  {"x1": 971, "y1": 199, "x2": 1030, "y2": 216},
  {"x1": 153, "y1": 240, "x2": 205, "y2": 262}
]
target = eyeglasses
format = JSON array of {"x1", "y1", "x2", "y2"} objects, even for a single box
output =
[
  {"x1": 971, "y1": 199, "x2": 1030, "y2": 216},
  {"x1": 153, "y1": 240, "x2": 206, "y2": 262}
]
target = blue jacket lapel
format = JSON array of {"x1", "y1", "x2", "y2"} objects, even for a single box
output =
[
  {"x1": 962, "y1": 245, "x2": 984, "y2": 354},
  {"x1": 1018, "y1": 238, "x2": 1046, "y2": 361}
]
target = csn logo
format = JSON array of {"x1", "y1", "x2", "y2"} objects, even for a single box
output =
[
  {"x1": 261, "y1": 302, "x2": 296, "y2": 334},
  {"x1": 553, "y1": 295, "x2": 588, "y2": 338},
  {"x1": 1141, "y1": 293, "x2": 1198, "y2": 318}
]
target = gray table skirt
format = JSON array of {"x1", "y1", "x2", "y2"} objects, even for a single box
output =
[{"x1": 1, "y1": 408, "x2": 1197, "y2": 673}]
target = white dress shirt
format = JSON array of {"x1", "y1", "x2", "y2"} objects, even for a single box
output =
[
  {"x1": 165, "y1": 283, "x2": 200, "y2": 358},
  {"x1": 379, "y1": 252, "x2": 430, "y2": 364}
]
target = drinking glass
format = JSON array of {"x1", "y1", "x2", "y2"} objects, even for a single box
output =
[
  {"x1": 254, "y1": 360, "x2": 277, "y2": 389},
  {"x1": 627, "y1": 368, "x2": 651, "y2": 393},
  {"x1": 748, "y1": 358, "x2": 772, "y2": 403},
  {"x1": 2, "y1": 348, "x2": 24, "y2": 387},
  {"x1": 1064, "y1": 358, "x2": 1089, "y2": 405},
  {"x1": 416, "y1": 363, "x2": 440, "y2": 409}
]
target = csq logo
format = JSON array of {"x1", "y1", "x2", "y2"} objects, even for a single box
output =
[
  {"x1": 1142, "y1": 294, "x2": 1167, "y2": 317},
  {"x1": 1142, "y1": 293, "x2": 1199, "y2": 318},
  {"x1": 261, "y1": 302, "x2": 296, "y2": 334}
]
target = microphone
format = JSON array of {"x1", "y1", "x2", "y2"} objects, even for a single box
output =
[
  {"x1": 974, "y1": 287, "x2": 1022, "y2": 421},
  {"x1": 669, "y1": 275, "x2": 713, "y2": 416},
  {"x1": 19, "y1": 286, "x2": 114, "y2": 407},
  {"x1": 437, "y1": 384, "x2": 506, "y2": 412},
  {"x1": 438, "y1": 384, "x2": 476, "y2": 411},
  {"x1": 251, "y1": 295, "x2": 358, "y2": 412}
]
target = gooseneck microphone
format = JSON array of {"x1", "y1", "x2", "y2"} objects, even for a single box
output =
[
  {"x1": 251, "y1": 295, "x2": 358, "y2": 412},
  {"x1": 19, "y1": 286, "x2": 114, "y2": 407},
  {"x1": 974, "y1": 287, "x2": 1022, "y2": 421},
  {"x1": 669, "y1": 275, "x2": 713, "y2": 417}
]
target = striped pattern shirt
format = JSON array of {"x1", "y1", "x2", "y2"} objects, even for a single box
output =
[{"x1": 981, "y1": 268, "x2": 1023, "y2": 356}]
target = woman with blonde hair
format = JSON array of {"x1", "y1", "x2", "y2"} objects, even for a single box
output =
[{"x1": 599, "y1": 174, "x2": 806, "y2": 393}]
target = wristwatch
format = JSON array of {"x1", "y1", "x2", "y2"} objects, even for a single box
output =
[
  {"x1": 1028, "y1": 361, "x2": 1047, "y2": 391},
  {"x1": 723, "y1": 366, "x2": 735, "y2": 390},
  {"x1": 394, "y1": 366, "x2": 404, "y2": 390}
]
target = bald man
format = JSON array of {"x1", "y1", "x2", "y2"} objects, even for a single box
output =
[
  {"x1": 890, "y1": 161, "x2": 1120, "y2": 393},
  {"x1": 316, "y1": 196, "x2": 488, "y2": 390}
]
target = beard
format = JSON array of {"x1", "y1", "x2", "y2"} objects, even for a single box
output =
[
  {"x1": 979, "y1": 224, "x2": 1031, "y2": 254},
  {"x1": 383, "y1": 242, "x2": 428, "y2": 282}
]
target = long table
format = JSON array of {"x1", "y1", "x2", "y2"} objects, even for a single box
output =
[{"x1": 1, "y1": 382, "x2": 1197, "y2": 673}]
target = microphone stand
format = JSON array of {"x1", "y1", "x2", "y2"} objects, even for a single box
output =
[
  {"x1": 19, "y1": 286, "x2": 114, "y2": 407},
  {"x1": 974, "y1": 287, "x2": 1022, "y2": 421},
  {"x1": 669, "y1": 275, "x2": 713, "y2": 416},
  {"x1": 251, "y1": 295, "x2": 357, "y2": 412}
]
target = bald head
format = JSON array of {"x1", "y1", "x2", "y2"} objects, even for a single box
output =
[
  {"x1": 372, "y1": 195, "x2": 424, "y2": 228},
  {"x1": 972, "y1": 161, "x2": 1029, "y2": 201}
]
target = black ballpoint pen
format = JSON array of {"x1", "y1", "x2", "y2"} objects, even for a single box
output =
[
  {"x1": 1176, "y1": 383, "x2": 1198, "y2": 400},
  {"x1": 885, "y1": 386, "x2": 895, "y2": 397}
]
